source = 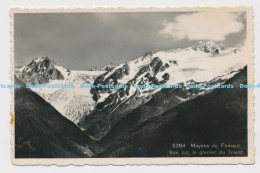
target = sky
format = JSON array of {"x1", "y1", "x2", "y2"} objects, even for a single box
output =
[{"x1": 14, "y1": 12, "x2": 246, "y2": 70}]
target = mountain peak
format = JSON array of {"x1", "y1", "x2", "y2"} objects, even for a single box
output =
[
  {"x1": 16, "y1": 56, "x2": 64, "y2": 84},
  {"x1": 192, "y1": 40, "x2": 224, "y2": 54},
  {"x1": 28, "y1": 56, "x2": 55, "y2": 67}
]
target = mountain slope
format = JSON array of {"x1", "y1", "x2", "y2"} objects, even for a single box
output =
[
  {"x1": 32, "y1": 70, "x2": 105, "y2": 124},
  {"x1": 97, "y1": 67, "x2": 247, "y2": 157},
  {"x1": 78, "y1": 41, "x2": 247, "y2": 140},
  {"x1": 14, "y1": 41, "x2": 248, "y2": 158},
  {"x1": 15, "y1": 57, "x2": 105, "y2": 124},
  {"x1": 15, "y1": 41, "x2": 247, "y2": 135},
  {"x1": 14, "y1": 77, "x2": 95, "y2": 158}
]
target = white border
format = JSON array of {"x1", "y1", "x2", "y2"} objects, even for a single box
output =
[
  {"x1": 0, "y1": 0, "x2": 259, "y2": 172},
  {"x1": 10, "y1": 6, "x2": 255, "y2": 165}
]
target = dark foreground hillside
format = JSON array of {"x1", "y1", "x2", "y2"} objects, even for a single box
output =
[
  {"x1": 15, "y1": 77, "x2": 94, "y2": 158},
  {"x1": 98, "y1": 67, "x2": 248, "y2": 157}
]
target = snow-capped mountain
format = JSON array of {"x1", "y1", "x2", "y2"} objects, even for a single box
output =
[
  {"x1": 15, "y1": 57, "x2": 105, "y2": 124},
  {"x1": 89, "y1": 41, "x2": 246, "y2": 104},
  {"x1": 78, "y1": 41, "x2": 247, "y2": 140},
  {"x1": 15, "y1": 41, "x2": 247, "y2": 131},
  {"x1": 15, "y1": 57, "x2": 67, "y2": 84},
  {"x1": 14, "y1": 40, "x2": 248, "y2": 158}
]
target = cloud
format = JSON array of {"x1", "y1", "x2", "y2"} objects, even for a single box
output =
[{"x1": 159, "y1": 12, "x2": 244, "y2": 41}]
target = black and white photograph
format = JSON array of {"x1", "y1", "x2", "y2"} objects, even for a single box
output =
[{"x1": 10, "y1": 7, "x2": 254, "y2": 164}]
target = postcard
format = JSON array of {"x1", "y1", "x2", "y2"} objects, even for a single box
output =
[{"x1": 10, "y1": 7, "x2": 255, "y2": 165}]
